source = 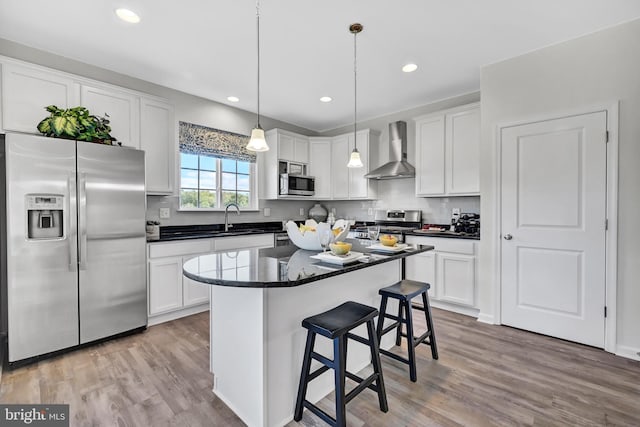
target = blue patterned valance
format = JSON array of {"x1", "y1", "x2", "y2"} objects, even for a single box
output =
[{"x1": 178, "y1": 121, "x2": 256, "y2": 163}]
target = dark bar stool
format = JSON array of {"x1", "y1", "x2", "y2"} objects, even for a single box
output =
[
  {"x1": 294, "y1": 301, "x2": 388, "y2": 427},
  {"x1": 376, "y1": 280, "x2": 438, "y2": 382}
]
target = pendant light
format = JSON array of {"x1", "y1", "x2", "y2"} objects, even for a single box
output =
[
  {"x1": 347, "y1": 23, "x2": 364, "y2": 168},
  {"x1": 246, "y1": 0, "x2": 269, "y2": 152}
]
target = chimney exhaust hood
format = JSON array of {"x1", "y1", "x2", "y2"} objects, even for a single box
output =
[{"x1": 365, "y1": 121, "x2": 415, "y2": 180}]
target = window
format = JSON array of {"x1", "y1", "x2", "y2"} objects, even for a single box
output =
[
  {"x1": 178, "y1": 122, "x2": 257, "y2": 210},
  {"x1": 179, "y1": 154, "x2": 253, "y2": 209}
]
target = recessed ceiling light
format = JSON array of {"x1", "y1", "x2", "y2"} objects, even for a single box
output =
[
  {"x1": 320, "y1": 96, "x2": 332, "y2": 103},
  {"x1": 402, "y1": 63, "x2": 418, "y2": 73},
  {"x1": 227, "y1": 96, "x2": 240, "y2": 103},
  {"x1": 115, "y1": 8, "x2": 141, "y2": 24}
]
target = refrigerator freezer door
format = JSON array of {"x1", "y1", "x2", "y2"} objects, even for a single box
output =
[
  {"x1": 77, "y1": 142, "x2": 147, "y2": 343},
  {"x1": 6, "y1": 134, "x2": 79, "y2": 362}
]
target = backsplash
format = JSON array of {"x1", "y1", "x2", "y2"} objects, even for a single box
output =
[
  {"x1": 320, "y1": 179, "x2": 480, "y2": 224},
  {"x1": 147, "y1": 179, "x2": 479, "y2": 227},
  {"x1": 146, "y1": 195, "x2": 317, "y2": 226}
]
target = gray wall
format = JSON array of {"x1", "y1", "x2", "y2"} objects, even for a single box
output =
[
  {"x1": 0, "y1": 37, "x2": 480, "y2": 227},
  {"x1": 320, "y1": 91, "x2": 481, "y2": 224},
  {"x1": 0, "y1": 38, "x2": 319, "y2": 226},
  {"x1": 480, "y1": 18, "x2": 640, "y2": 356}
]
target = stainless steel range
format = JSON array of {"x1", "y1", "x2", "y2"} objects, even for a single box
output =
[{"x1": 349, "y1": 210, "x2": 422, "y2": 242}]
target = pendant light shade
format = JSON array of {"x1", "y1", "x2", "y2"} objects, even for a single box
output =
[
  {"x1": 246, "y1": 0, "x2": 269, "y2": 152},
  {"x1": 347, "y1": 23, "x2": 364, "y2": 168},
  {"x1": 347, "y1": 147, "x2": 363, "y2": 168},
  {"x1": 247, "y1": 126, "x2": 268, "y2": 151}
]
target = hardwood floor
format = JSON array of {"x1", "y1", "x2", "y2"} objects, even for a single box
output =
[{"x1": 2, "y1": 309, "x2": 639, "y2": 426}]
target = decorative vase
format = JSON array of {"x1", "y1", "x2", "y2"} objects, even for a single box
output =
[{"x1": 308, "y1": 203, "x2": 328, "y2": 222}]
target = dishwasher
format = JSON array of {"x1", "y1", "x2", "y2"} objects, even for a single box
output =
[{"x1": 274, "y1": 231, "x2": 291, "y2": 247}]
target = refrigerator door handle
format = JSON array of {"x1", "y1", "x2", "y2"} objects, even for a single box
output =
[
  {"x1": 78, "y1": 172, "x2": 88, "y2": 271},
  {"x1": 68, "y1": 174, "x2": 78, "y2": 272}
]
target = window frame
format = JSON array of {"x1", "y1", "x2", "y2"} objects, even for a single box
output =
[{"x1": 178, "y1": 153, "x2": 259, "y2": 211}]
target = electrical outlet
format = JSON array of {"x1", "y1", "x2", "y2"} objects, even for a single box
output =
[
  {"x1": 159, "y1": 208, "x2": 170, "y2": 219},
  {"x1": 367, "y1": 208, "x2": 374, "y2": 216},
  {"x1": 452, "y1": 208, "x2": 461, "y2": 216},
  {"x1": 263, "y1": 207, "x2": 271, "y2": 217},
  {"x1": 299, "y1": 208, "x2": 305, "y2": 216}
]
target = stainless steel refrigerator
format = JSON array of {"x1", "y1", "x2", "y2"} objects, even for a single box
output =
[{"x1": 1, "y1": 133, "x2": 147, "y2": 364}]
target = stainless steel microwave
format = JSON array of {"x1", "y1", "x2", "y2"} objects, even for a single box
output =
[{"x1": 280, "y1": 173, "x2": 315, "y2": 196}]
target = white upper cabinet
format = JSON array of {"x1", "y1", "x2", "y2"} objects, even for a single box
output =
[
  {"x1": 259, "y1": 129, "x2": 311, "y2": 199},
  {"x1": 309, "y1": 138, "x2": 332, "y2": 199},
  {"x1": 273, "y1": 130, "x2": 309, "y2": 164},
  {"x1": 328, "y1": 130, "x2": 378, "y2": 200},
  {"x1": 293, "y1": 136, "x2": 309, "y2": 163},
  {"x1": 330, "y1": 135, "x2": 350, "y2": 199},
  {"x1": 1, "y1": 62, "x2": 80, "y2": 133},
  {"x1": 415, "y1": 115, "x2": 446, "y2": 195},
  {"x1": 414, "y1": 103, "x2": 480, "y2": 197},
  {"x1": 446, "y1": 107, "x2": 480, "y2": 194},
  {"x1": 1, "y1": 57, "x2": 178, "y2": 196},
  {"x1": 257, "y1": 127, "x2": 378, "y2": 201},
  {"x1": 81, "y1": 84, "x2": 140, "y2": 148},
  {"x1": 140, "y1": 97, "x2": 175, "y2": 194},
  {"x1": 347, "y1": 131, "x2": 375, "y2": 199},
  {"x1": 278, "y1": 133, "x2": 295, "y2": 161}
]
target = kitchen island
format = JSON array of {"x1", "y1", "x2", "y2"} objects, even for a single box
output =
[{"x1": 183, "y1": 240, "x2": 433, "y2": 427}]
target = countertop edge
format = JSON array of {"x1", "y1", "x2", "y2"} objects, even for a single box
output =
[{"x1": 183, "y1": 244, "x2": 434, "y2": 289}]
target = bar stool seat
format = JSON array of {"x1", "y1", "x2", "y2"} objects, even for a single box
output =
[
  {"x1": 294, "y1": 301, "x2": 388, "y2": 427},
  {"x1": 377, "y1": 279, "x2": 438, "y2": 382}
]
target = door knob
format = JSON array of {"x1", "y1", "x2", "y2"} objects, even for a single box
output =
[{"x1": 504, "y1": 234, "x2": 513, "y2": 240}]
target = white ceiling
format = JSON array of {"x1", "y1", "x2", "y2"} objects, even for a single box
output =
[{"x1": 1, "y1": 1, "x2": 639, "y2": 132}]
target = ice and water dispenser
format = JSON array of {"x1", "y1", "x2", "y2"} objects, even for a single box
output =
[{"x1": 26, "y1": 194, "x2": 64, "y2": 239}]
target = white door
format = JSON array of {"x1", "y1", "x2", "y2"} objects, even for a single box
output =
[{"x1": 501, "y1": 111, "x2": 607, "y2": 348}]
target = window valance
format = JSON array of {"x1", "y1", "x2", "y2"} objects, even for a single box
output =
[{"x1": 178, "y1": 121, "x2": 256, "y2": 163}]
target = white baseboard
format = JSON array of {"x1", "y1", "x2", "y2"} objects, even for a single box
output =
[
  {"x1": 477, "y1": 312, "x2": 496, "y2": 325},
  {"x1": 148, "y1": 304, "x2": 209, "y2": 326},
  {"x1": 430, "y1": 300, "x2": 479, "y2": 318},
  {"x1": 615, "y1": 345, "x2": 640, "y2": 361}
]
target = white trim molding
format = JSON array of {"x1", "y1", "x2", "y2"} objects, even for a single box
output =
[{"x1": 616, "y1": 345, "x2": 640, "y2": 362}]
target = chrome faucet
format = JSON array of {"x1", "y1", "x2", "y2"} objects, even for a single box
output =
[{"x1": 224, "y1": 203, "x2": 240, "y2": 231}]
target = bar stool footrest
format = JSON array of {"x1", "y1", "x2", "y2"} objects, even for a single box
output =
[
  {"x1": 380, "y1": 321, "x2": 401, "y2": 337},
  {"x1": 311, "y1": 351, "x2": 334, "y2": 368},
  {"x1": 304, "y1": 401, "x2": 336, "y2": 426},
  {"x1": 308, "y1": 365, "x2": 331, "y2": 382},
  {"x1": 379, "y1": 348, "x2": 410, "y2": 365},
  {"x1": 414, "y1": 330, "x2": 433, "y2": 346}
]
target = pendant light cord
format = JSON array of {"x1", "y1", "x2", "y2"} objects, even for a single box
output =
[
  {"x1": 353, "y1": 28, "x2": 357, "y2": 150},
  {"x1": 256, "y1": 0, "x2": 261, "y2": 127}
]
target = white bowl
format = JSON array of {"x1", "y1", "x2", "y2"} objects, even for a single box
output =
[{"x1": 286, "y1": 219, "x2": 350, "y2": 250}]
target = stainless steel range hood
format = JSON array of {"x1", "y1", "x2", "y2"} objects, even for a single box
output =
[{"x1": 365, "y1": 121, "x2": 415, "y2": 180}]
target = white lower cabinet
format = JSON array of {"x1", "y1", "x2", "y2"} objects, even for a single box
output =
[
  {"x1": 404, "y1": 250, "x2": 436, "y2": 299},
  {"x1": 148, "y1": 257, "x2": 185, "y2": 315},
  {"x1": 438, "y1": 253, "x2": 475, "y2": 306},
  {"x1": 147, "y1": 239, "x2": 215, "y2": 324},
  {"x1": 405, "y1": 236, "x2": 478, "y2": 317},
  {"x1": 147, "y1": 233, "x2": 274, "y2": 325}
]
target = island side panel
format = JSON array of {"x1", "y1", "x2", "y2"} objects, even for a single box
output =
[
  {"x1": 265, "y1": 261, "x2": 401, "y2": 427},
  {"x1": 210, "y1": 285, "x2": 266, "y2": 427}
]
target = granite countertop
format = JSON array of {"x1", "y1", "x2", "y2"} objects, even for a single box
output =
[
  {"x1": 183, "y1": 239, "x2": 434, "y2": 288},
  {"x1": 148, "y1": 221, "x2": 285, "y2": 242},
  {"x1": 404, "y1": 230, "x2": 480, "y2": 240}
]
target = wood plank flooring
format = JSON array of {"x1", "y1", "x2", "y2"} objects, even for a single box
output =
[{"x1": 2, "y1": 308, "x2": 639, "y2": 426}]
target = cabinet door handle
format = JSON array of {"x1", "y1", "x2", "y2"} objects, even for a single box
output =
[{"x1": 504, "y1": 234, "x2": 513, "y2": 240}]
